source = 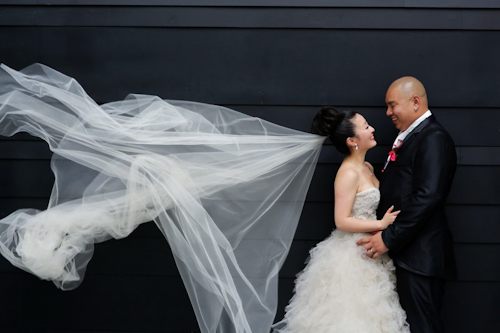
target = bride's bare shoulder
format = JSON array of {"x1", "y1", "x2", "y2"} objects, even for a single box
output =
[{"x1": 335, "y1": 163, "x2": 360, "y2": 183}]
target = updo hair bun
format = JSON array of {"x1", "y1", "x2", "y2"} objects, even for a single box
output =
[
  {"x1": 311, "y1": 106, "x2": 345, "y2": 137},
  {"x1": 311, "y1": 106, "x2": 357, "y2": 155}
]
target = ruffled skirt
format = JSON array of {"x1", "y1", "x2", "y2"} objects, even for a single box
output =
[{"x1": 273, "y1": 230, "x2": 410, "y2": 333}]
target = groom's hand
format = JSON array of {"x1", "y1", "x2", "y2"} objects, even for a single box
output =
[{"x1": 356, "y1": 232, "x2": 389, "y2": 259}]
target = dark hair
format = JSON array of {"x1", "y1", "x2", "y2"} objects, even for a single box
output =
[{"x1": 311, "y1": 106, "x2": 357, "y2": 155}]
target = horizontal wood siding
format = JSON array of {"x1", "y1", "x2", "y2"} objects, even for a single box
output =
[{"x1": 0, "y1": 2, "x2": 498, "y2": 332}]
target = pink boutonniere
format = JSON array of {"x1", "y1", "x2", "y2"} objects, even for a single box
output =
[
  {"x1": 382, "y1": 139, "x2": 404, "y2": 172},
  {"x1": 388, "y1": 150, "x2": 397, "y2": 161}
]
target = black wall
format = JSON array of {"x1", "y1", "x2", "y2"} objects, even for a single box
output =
[{"x1": 0, "y1": 1, "x2": 499, "y2": 332}]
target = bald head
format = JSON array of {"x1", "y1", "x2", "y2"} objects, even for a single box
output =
[
  {"x1": 385, "y1": 76, "x2": 429, "y2": 131},
  {"x1": 388, "y1": 76, "x2": 428, "y2": 108}
]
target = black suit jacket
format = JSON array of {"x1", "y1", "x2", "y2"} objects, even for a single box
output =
[{"x1": 378, "y1": 115, "x2": 457, "y2": 279}]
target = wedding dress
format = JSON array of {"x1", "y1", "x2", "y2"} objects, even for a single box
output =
[
  {"x1": 0, "y1": 63, "x2": 324, "y2": 333},
  {"x1": 273, "y1": 188, "x2": 410, "y2": 333}
]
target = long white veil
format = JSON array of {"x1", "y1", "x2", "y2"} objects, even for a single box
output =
[{"x1": 0, "y1": 64, "x2": 324, "y2": 333}]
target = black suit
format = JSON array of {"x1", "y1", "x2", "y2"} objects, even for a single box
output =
[{"x1": 377, "y1": 115, "x2": 457, "y2": 332}]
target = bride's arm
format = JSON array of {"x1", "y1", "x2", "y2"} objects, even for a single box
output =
[{"x1": 333, "y1": 168, "x2": 396, "y2": 233}]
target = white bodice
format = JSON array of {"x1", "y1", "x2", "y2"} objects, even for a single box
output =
[{"x1": 350, "y1": 187, "x2": 380, "y2": 220}]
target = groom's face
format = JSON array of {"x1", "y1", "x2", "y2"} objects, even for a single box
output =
[{"x1": 385, "y1": 87, "x2": 415, "y2": 132}]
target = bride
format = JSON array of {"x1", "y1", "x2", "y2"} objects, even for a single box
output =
[{"x1": 273, "y1": 106, "x2": 410, "y2": 332}]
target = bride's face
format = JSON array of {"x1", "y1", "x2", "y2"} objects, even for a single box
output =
[{"x1": 352, "y1": 114, "x2": 376, "y2": 151}]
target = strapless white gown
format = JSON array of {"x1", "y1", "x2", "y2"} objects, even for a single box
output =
[{"x1": 273, "y1": 188, "x2": 410, "y2": 333}]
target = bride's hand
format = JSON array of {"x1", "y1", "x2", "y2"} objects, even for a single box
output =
[{"x1": 381, "y1": 205, "x2": 400, "y2": 229}]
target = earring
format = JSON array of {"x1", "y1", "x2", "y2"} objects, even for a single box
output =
[{"x1": 355, "y1": 144, "x2": 358, "y2": 151}]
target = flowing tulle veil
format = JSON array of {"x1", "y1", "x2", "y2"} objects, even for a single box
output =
[{"x1": 0, "y1": 64, "x2": 324, "y2": 332}]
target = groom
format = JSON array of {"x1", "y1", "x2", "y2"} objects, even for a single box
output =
[{"x1": 357, "y1": 77, "x2": 457, "y2": 333}]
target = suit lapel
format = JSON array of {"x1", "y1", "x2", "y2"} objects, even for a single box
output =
[
  {"x1": 380, "y1": 115, "x2": 435, "y2": 180},
  {"x1": 394, "y1": 115, "x2": 435, "y2": 155}
]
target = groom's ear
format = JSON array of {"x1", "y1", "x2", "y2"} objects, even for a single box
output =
[{"x1": 411, "y1": 95, "x2": 421, "y2": 111}]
